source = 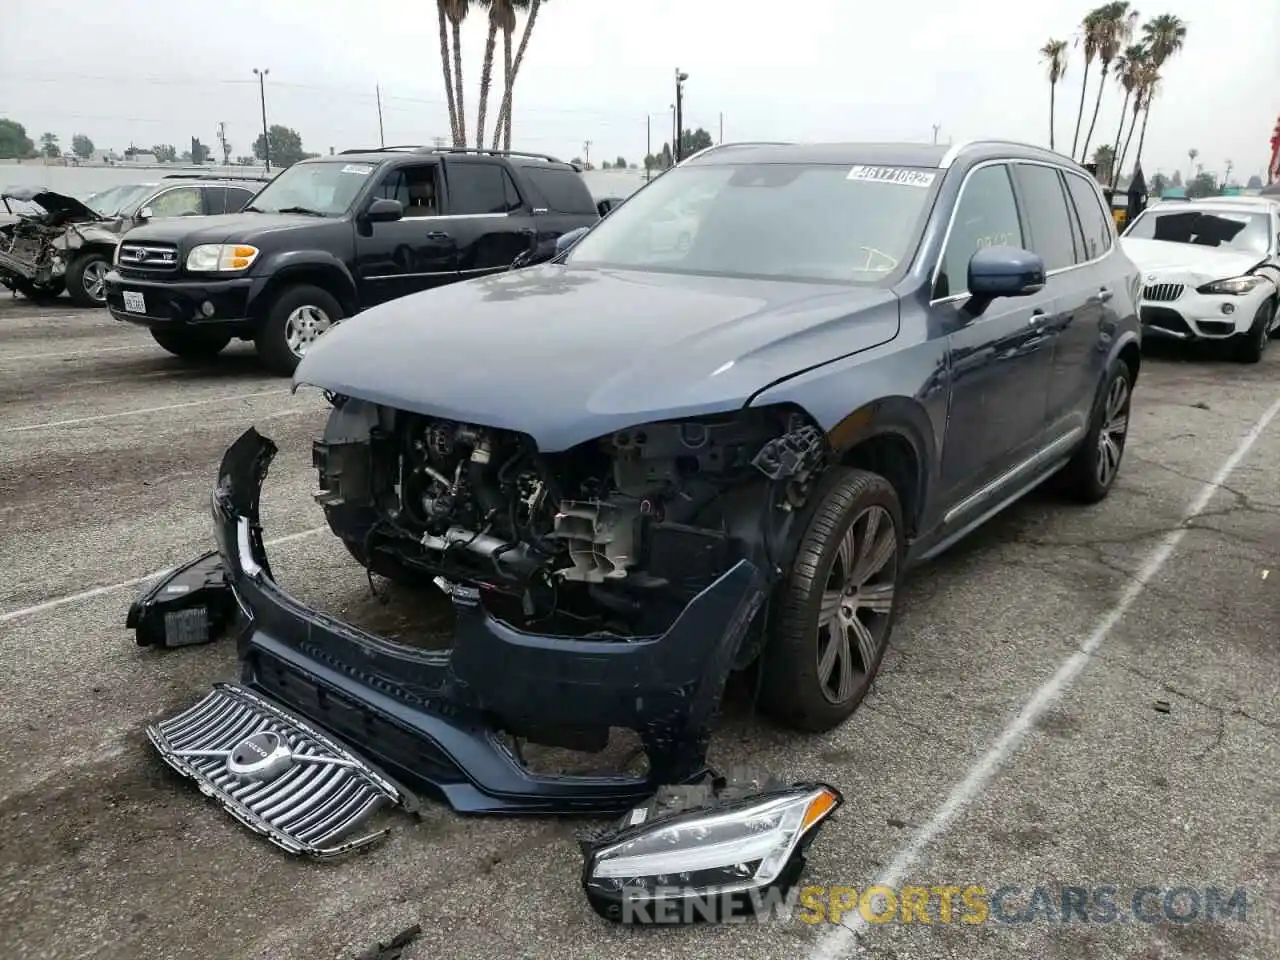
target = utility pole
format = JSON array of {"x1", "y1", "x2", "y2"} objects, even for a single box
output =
[
  {"x1": 583, "y1": 140, "x2": 592, "y2": 167},
  {"x1": 646, "y1": 114, "x2": 651, "y2": 181},
  {"x1": 376, "y1": 84, "x2": 385, "y2": 148},
  {"x1": 674, "y1": 69, "x2": 688, "y2": 162},
  {"x1": 217, "y1": 121, "x2": 230, "y2": 165},
  {"x1": 719, "y1": 112, "x2": 723, "y2": 144},
  {"x1": 252, "y1": 67, "x2": 270, "y2": 171},
  {"x1": 932, "y1": 123, "x2": 941, "y2": 145},
  {"x1": 432, "y1": 136, "x2": 446, "y2": 148}
]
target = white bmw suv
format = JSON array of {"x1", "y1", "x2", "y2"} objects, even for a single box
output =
[{"x1": 1120, "y1": 197, "x2": 1280, "y2": 362}]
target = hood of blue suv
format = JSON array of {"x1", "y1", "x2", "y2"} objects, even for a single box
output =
[{"x1": 294, "y1": 263, "x2": 901, "y2": 451}]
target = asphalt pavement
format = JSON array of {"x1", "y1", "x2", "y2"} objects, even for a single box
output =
[{"x1": 0, "y1": 296, "x2": 1276, "y2": 960}]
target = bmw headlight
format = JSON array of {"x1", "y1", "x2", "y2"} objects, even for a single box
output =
[
  {"x1": 1197, "y1": 275, "x2": 1262, "y2": 295},
  {"x1": 581, "y1": 772, "x2": 842, "y2": 924},
  {"x1": 186, "y1": 243, "x2": 260, "y2": 272}
]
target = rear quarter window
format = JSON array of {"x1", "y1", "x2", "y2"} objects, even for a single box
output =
[{"x1": 519, "y1": 165, "x2": 598, "y2": 215}]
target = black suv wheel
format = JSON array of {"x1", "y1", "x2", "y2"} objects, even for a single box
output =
[
  {"x1": 759, "y1": 467, "x2": 905, "y2": 732},
  {"x1": 256, "y1": 283, "x2": 344, "y2": 376},
  {"x1": 151, "y1": 328, "x2": 231, "y2": 359}
]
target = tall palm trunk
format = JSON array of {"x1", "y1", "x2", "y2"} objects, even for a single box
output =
[
  {"x1": 1049, "y1": 81, "x2": 1057, "y2": 150},
  {"x1": 495, "y1": 0, "x2": 541, "y2": 151},
  {"x1": 1070, "y1": 60, "x2": 1092, "y2": 159},
  {"x1": 1107, "y1": 90, "x2": 1131, "y2": 188},
  {"x1": 437, "y1": 2, "x2": 459, "y2": 145},
  {"x1": 451, "y1": 20, "x2": 467, "y2": 146},
  {"x1": 492, "y1": 28, "x2": 512, "y2": 149},
  {"x1": 1133, "y1": 101, "x2": 1153, "y2": 171},
  {"x1": 475, "y1": 18, "x2": 499, "y2": 148},
  {"x1": 1115, "y1": 97, "x2": 1141, "y2": 184},
  {"x1": 1079, "y1": 63, "x2": 1109, "y2": 162}
]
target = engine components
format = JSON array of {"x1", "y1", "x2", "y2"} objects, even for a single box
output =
[{"x1": 547, "y1": 500, "x2": 642, "y2": 582}]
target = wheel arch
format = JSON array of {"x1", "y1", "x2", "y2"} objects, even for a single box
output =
[
  {"x1": 826, "y1": 401, "x2": 932, "y2": 542},
  {"x1": 251, "y1": 254, "x2": 359, "y2": 320}
]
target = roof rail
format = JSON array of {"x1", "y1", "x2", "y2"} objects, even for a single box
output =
[
  {"x1": 676, "y1": 141, "x2": 794, "y2": 167},
  {"x1": 938, "y1": 139, "x2": 1082, "y2": 169},
  {"x1": 161, "y1": 172, "x2": 271, "y2": 181},
  {"x1": 337, "y1": 145, "x2": 569, "y2": 165}
]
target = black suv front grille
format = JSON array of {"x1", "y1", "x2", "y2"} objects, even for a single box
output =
[{"x1": 117, "y1": 241, "x2": 179, "y2": 272}]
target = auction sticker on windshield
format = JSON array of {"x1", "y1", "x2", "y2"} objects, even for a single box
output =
[
  {"x1": 846, "y1": 165, "x2": 937, "y2": 188},
  {"x1": 341, "y1": 164, "x2": 373, "y2": 176}
]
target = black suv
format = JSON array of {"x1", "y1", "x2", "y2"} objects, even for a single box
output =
[{"x1": 103, "y1": 147, "x2": 606, "y2": 374}]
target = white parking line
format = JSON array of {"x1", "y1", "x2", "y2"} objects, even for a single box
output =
[
  {"x1": 1, "y1": 388, "x2": 292, "y2": 432},
  {"x1": 0, "y1": 525, "x2": 328, "y2": 625},
  {"x1": 808, "y1": 393, "x2": 1280, "y2": 960},
  {"x1": 0, "y1": 344, "x2": 142, "y2": 362}
]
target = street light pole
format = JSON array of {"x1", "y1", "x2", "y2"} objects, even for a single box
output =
[
  {"x1": 674, "y1": 68, "x2": 688, "y2": 162},
  {"x1": 253, "y1": 67, "x2": 270, "y2": 172},
  {"x1": 646, "y1": 114, "x2": 651, "y2": 181}
]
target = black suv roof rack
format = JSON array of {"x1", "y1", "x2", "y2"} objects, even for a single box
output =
[
  {"x1": 161, "y1": 172, "x2": 271, "y2": 182},
  {"x1": 337, "y1": 145, "x2": 569, "y2": 165}
]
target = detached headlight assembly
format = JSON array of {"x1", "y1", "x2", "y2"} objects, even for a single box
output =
[
  {"x1": 186, "y1": 243, "x2": 260, "y2": 272},
  {"x1": 1197, "y1": 275, "x2": 1262, "y2": 295},
  {"x1": 580, "y1": 772, "x2": 843, "y2": 924}
]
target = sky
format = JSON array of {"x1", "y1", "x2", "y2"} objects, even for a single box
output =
[{"x1": 2, "y1": 0, "x2": 1277, "y2": 182}]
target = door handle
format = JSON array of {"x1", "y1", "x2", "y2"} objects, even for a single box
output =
[
  {"x1": 1095, "y1": 288, "x2": 1113, "y2": 303},
  {"x1": 425, "y1": 231, "x2": 451, "y2": 241},
  {"x1": 1027, "y1": 309, "x2": 1047, "y2": 326}
]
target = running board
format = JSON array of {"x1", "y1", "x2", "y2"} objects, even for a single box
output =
[{"x1": 147, "y1": 683, "x2": 402, "y2": 858}]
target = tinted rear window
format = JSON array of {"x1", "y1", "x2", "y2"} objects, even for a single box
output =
[{"x1": 520, "y1": 165, "x2": 598, "y2": 215}]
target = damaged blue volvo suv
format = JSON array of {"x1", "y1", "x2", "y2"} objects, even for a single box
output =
[{"x1": 140, "y1": 140, "x2": 1141, "y2": 849}]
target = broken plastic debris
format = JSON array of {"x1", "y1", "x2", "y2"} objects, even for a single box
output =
[{"x1": 1153, "y1": 700, "x2": 1172, "y2": 714}]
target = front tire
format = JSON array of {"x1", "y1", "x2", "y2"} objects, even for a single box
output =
[
  {"x1": 150, "y1": 328, "x2": 231, "y2": 359},
  {"x1": 1234, "y1": 301, "x2": 1273, "y2": 362},
  {"x1": 255, "y1": 284, "x2": 343, "y2": 377},
  {"x1": 758, "y1": 467, "x2": 905, "y2": 733},
  {"x1": 13, "y1": 279, "x2": 65, "y2": 303},
  {"x1": 1057, "y1": 359, "x2": 1133, "y2": 503},
  {"x1": 66, "y1": 251, "x2": 112, "y2": 308}
]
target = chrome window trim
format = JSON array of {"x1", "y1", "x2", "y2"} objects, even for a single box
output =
[{"x1": 928, "y1": 157, "x2": 1117, "y2": 306}]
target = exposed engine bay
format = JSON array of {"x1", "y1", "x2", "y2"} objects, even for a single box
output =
[
  {"x1": 314, "y1": 398, "x2": 828, "y2": 642},
  {"x1": 0, "y1": 188, "x2": 103, "y2": 296}
]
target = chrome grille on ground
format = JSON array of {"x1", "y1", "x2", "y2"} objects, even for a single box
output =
[
  {"x1": 118, "y1": 242, "x2": 179, "y2": 271},
  {"x1": 1142, "y1": 282, "x2": 1184, "y2": 302},
  {"x1": 147, "y1": 682, "x2": 401, "y2": 857}
]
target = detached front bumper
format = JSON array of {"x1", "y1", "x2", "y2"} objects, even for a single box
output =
[{"x1": 203, "y1": 427, "x2": 767, "y2": 815}]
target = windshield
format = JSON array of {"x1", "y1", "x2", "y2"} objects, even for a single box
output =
[
  {"x1": 563, "y1": 162, "x2": 937, "y2": 283},
  {"x1": 85, "y1": 183, "x2": 155, "y2": 217},
  {"x1": 1125, "y1": 209, "x2": 1272, "y2": 256},
  {"x1": 243, "y1": 161, "x2": 375, "y2": 216}
]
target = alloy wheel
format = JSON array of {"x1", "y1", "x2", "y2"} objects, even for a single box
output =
[
  {"x1": 815, "y1": 504, "x2": 898, "y2": 704},
  {"x1": 1095, "y1": 374, "x2": 1130, "y2": 489},
  {"x1": 82, "y1": 260, "x2": 109, "y2": 302},
  {"x1": 284, "y1": 305, "x2": 333, "y2": 357}
]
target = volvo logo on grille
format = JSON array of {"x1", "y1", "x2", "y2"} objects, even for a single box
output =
[{"x1": 227, "y1": 730, "x2": 294, "y2": 782}]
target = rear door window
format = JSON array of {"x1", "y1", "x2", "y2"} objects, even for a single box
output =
[
  {"x1": 1012, "y1": 164, "x2": 1078, "y2": 270},
  {"x1": 444, "y1": 162, "x2": 510, "y2": 215},
  {"x1": 1063, "y1": 172, "x2": 1113, "y2": 262},
  {"x1": 225, "y1": 187, "x2": 257, "y2": 213}
]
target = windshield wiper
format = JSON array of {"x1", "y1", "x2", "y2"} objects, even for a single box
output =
[
  {"x1": 276, "y1": 206, "x2": 327, "y2": 217},
  {"x1": 242, "y1": 205, "x2": 264, "y2": 213}
]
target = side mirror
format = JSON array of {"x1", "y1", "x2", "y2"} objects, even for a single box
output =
[
  {"x1": 137, "y1": 206, "x2": 154, "y2": 221},
  {"x1": 365, "y1": 198, "x2": 403, "y2": 223},
  {"x1": 596, "y1": 197, "x2": 624, "y2": 218},
  {"x1": 967, "y1": 246, "x2": 1046, "y2": 300},
  {"x1": 555, "y1": 226, "x2": 590, "y2": 256}
]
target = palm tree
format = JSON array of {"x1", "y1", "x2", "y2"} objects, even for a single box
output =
[
  {"x1": 1129, "y1": 13, "x2": 1187, "y2": 170},
  {"x1": 1070, "y1": 7, "x2": 1106, "y2": 160},
  {"x1": 1040, "y1": 38, "x2": 1069, "y2": 151},
  {"x1": 1131, "y1": 65, "x2": 1162, "y2": 171},
  {"x1": 436, "y1": 1, "x2": 460, "y2": 145},
  {"x1": 493, "y1": 0, "x2": 545, "y2": 151},
  {"x1": 1092, "y1": 144, "x2": 1116, "y2": 185},
  {"x1": 475, "y1": 0, "x2": 511, "y2": 149},
  {"x1": 441, "y1": 0, "x2": 472, "y2": 147},
  {"x1": 1107, "y1": 43, "x2": 1148, "y2": 188},
  {"x1": 1080, "y1": 1, "x2": 1138, "y2": 163},
  {"x1": 490, "y1": 0, "x2": 530, "y2": 148}
]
